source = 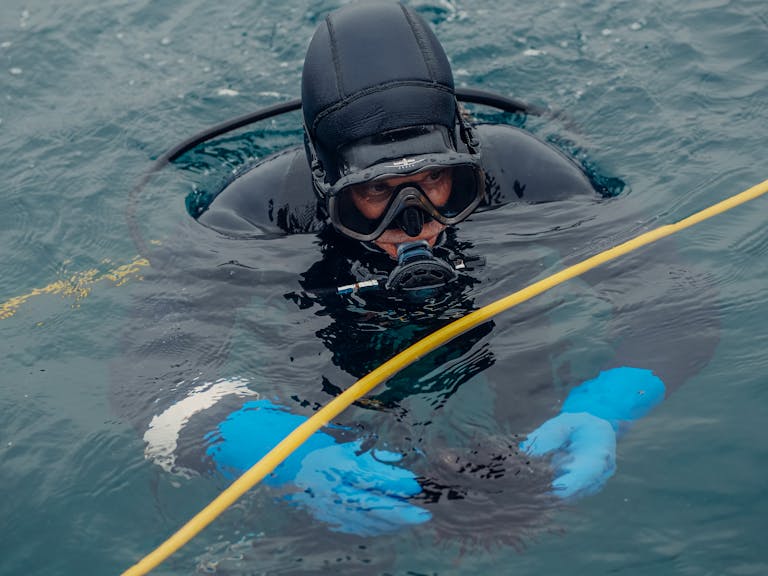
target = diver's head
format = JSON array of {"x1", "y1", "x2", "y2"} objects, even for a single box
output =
[{"x1": 301, "y1": 1, "x2": 484, "y2": 259}]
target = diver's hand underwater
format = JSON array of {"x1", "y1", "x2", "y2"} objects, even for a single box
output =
[
  {"x1": 521, "y1": 367, "x2": 666, "y2": 499},
  {"x1": 206, "y1": 399, "x2": 431, "y2": 536}
]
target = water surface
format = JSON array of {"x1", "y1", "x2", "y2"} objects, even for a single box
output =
[{"x1": 1, "y1": 1, "x2": 767, "y2": 574}]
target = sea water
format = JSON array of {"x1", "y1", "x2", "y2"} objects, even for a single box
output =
[{"x1": 1, "y1": 1, "x2": 766, "y2": 574}]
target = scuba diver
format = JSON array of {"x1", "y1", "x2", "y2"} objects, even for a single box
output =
[{"x1": 115, "y1": 1, "x2": 719, "y2": 544}]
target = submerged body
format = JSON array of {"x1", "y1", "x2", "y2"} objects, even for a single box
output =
[
  {"x1": 114, "y1": 119, "x2": 719, "y2": 543},
  {"x1": 113, "y1": 1, "x2": 719, "y2": 554}
]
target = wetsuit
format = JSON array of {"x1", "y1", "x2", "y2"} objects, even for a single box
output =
[
  {"x1": 112, "y1": 119, "x2": 719, "y2": 545},
  {"x1": 198, "y1": 120, "x2": 717, "y2": 387},
  {"x1": 112, "y1": 0, "x2": 721, "y2": 555}
]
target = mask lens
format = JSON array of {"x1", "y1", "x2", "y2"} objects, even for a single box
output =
[
  {"x1": 335, "y1": 180, "x2": 396, "y2": 237},
  {"x1": 434, "y1": 164, "x2": 481, "y2": 219}
]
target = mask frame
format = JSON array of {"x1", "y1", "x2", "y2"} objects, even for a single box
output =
[{"x1": 327, "y1": 160, "x2": 485, "y2": 241}]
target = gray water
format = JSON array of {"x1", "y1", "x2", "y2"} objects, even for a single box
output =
[{"x1": 1, "y1": 1, "x2": 767, "y2": 575}]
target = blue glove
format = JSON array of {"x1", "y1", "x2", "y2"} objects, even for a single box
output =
[
  {"x1": 520, "y1": 367, "x2": 666, "y2": 500},
  {"x1": 205, "y1": 399, "x2": 431, "y2": 536}
]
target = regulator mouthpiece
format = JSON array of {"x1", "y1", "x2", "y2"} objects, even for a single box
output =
[{"x1": 384, "y1": 241, "x2": 458, "y2": 292}]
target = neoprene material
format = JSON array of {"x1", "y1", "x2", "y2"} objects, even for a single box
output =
[
  {"x1": 520, "y1": 367, "x2": 666, "y2": 499},
  {"x1": 301, "y1": 2, "x2": 457, "y2": 184}
]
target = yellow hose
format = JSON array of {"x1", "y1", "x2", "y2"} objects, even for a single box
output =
[{"x1": 122, "y1": 177, "x2": 768, "y2": 576}]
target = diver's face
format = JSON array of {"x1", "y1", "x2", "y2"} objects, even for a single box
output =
[{"x1": 349, "y1": 168, "x2": 453, "y2": 259}]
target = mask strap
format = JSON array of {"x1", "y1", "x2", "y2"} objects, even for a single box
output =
[
  {"x1": 303, "y1": 125, "x2": 328, "y2": 197},
  {"x1": 455, "y1": 99, "x2": 480, "y2": 155}
]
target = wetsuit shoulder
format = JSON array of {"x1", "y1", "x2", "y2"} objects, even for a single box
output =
[
  {"x1": 476, "y1": 124, "x2": 597, "y2": 208},
  {"x1": 198, "y1": 124, "x2": 596, "y2": 234},
  {"x1": 198, "y1": 146, "x2": 323, "y2": 235}
]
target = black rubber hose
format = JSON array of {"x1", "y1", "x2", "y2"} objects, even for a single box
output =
[
  {"x1": 127, "y1": 88, "x2": 542, "y2": 259},
  {"x1": 165, "y1": 88, "x2": 540, "y2": 165}
]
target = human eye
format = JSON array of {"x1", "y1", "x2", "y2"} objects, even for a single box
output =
[{"x1": 365, "y1": 182, "x2": 393, "y2": 198}]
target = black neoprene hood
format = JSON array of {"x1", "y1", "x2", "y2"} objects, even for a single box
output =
[{"x1": 301, "y1": 1, "x2": 457, "y2": 185}]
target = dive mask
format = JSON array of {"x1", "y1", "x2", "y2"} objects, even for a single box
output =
[{"x1": 311, "y1": 125, "x2": 485, "y2": 241}]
